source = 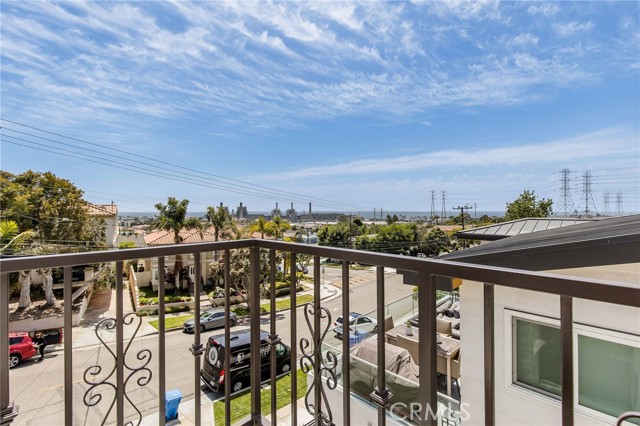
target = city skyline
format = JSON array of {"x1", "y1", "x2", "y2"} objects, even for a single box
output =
[{"x1": 1, "y1": 1, "x2": 638, "y2": 213}]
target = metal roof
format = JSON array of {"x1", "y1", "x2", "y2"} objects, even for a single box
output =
[
  {"x1": 443, "y1": 214, "x2": 640, "y2": 271},
  {"x1": 455, "y1": 217, "x2": 594, "y2": 241}
]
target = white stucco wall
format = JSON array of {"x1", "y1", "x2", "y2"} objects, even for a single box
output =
[{"x1": 461, "y1": 263, "x2": 640, "y2": 426}]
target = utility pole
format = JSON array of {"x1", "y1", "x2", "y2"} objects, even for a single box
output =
[
  {"x1": 454, "y1": 205, "x2": 473, "y2": 249},
  {"x1": 441, "y1": 190, "x2": 446, "y2": 221},
  {"x1": 453, "y1": 205, "x2": 473, "y2": 230}
]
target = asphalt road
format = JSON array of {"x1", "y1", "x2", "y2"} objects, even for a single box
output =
[{"x1": 8, "y1": 269, "x2": 414, "y2": 425}]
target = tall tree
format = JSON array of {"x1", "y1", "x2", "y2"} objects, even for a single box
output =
[
  {"x1": 505, "y1": 190, "x2": 553, "y2": 220},
  {"x1": 151, "y1": 197, "x2": 203, "y2": 290},
  {"x1": 206, "y1": 205, "x2": 233, "y2": 241},
  {"x1": 0, "y1": 170, "x2": 93, "y2": 245}
]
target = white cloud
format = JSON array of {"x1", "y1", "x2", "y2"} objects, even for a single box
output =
[
  {"x1": 511, "y1": 33, "x2": 539, "y2": 46},
  {"x1": 527, "y1": 4, "x2": 560, "y2": 17},
  {"x1": 258, "y1": 128, "x2": 638, "y2": 180},
  {"x1": 553, "y1": 21, "x2": 594, "y2": 37}
]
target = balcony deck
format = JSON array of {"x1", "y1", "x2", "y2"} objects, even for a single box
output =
[{"x1": 2, "y1": 239, "x2": 638, "y2": 425}]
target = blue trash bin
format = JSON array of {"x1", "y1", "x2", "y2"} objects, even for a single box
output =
[{"x1": 165, "y1": 389, "x2": 182, "y2": 421}]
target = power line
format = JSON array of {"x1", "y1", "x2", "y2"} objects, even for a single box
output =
[{"x1": 0, "y1": 119, "x2": 365, "y2": 210}]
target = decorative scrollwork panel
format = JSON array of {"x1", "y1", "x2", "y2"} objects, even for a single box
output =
[
  {"x1": 300, "y1": 303, "x2": 338, "y2": 426},
  {"x1": 83, "y1": 313, "x2": 152, "y2": 426}
]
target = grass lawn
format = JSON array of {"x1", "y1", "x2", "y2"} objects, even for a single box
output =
[
  {"x1": 261, "y1": 294, "x2": 313, "y2": 312},
  {"x1": 148, "y1": 314, "x2": 193, "y2": 330},
  {"x1": 213, "y1": 369, "x2": 307, "y2": 426},
  {"x1": 232, "y1": 294, "x2": 314, "y2": 316}
]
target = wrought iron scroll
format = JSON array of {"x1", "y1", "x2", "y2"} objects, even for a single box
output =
[
  {"x1": 300, "y1": 303, "x2": 338, "y2": 426},
  {"x1": 83, "y1": 312, "x2": 152, "y2": 426}
]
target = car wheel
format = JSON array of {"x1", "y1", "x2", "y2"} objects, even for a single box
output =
[
  {"x1": 232, "y1": 379, "x2": 244, "y2": 393},
  {"x1": 200, "y1": 324, "x2": 205, "y2": 333},
  {"x1": 372, "y1": 325, "x2": 378, "y2": 333},
  {"x1": 230, "y1": 319, "x2": 236, "y2": 327},
  {"x1": 281, "y1": 362, "x2": 291, "y2": 374},
  {"x1": 9, "y1": 355, "x2": 20, "y2": 369}
]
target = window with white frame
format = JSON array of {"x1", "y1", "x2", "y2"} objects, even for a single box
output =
[{"x1": 507, "y1": 310, "x2": 640, "y2": 423}]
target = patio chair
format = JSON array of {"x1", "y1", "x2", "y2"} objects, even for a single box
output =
[
  {"x1": 396, "y1": 333, "x2": 420, "y2": 363},
  {"x1": 437, "y1": 353, "x2": 461, "y2": 396}
]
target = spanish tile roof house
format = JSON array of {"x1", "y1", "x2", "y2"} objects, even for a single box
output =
[{"x1": 86, "y1": 203, "x2": 119, "y2": 247}]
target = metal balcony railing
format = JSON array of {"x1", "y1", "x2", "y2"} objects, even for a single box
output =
[{"x1": 1, "y1": 239, "x2": 638, "y2": 426}]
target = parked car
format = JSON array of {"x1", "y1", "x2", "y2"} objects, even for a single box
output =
[
  {"x1": 334, "y1": 313, "x2": 377, "y2": 339},
  {"x1": 201, "y1": 329, "x2": 291, "y2": 392},
  {"x1": 9, "y1": 331, "x2": 37, "y2": 368},
  {"x1": 183, "y1": 309, "x2": 237, "y2": 333}
]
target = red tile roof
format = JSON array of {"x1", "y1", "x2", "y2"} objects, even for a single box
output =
[
  {"x1": 87, "y1": 203, "x2": 118, "y2": 216},
  {"x1": 144, "y1": 228, "x2": 219, "y2": 245}
]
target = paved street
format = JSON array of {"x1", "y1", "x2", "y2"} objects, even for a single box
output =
[{"x1": 8, "y1": 268, "x2": 414, "y2": 425}]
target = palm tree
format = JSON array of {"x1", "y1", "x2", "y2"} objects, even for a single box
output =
[
  {"x1": 0, "y1": 220, "x2": 34, "y2": 254},
  {"x1": 270, "y1": 215, "x2": 290, "y2": 240},
  {"x1": 249, "y1": 216, "x2": 268, "y2": 239},
  {"x1": 151, "y1": 197, "x2": 203, "y2": 291},
  {"x1": 205, "y1": 205, "x2": 233, "y2": 241}
]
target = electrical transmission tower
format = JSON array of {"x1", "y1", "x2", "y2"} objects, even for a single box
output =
[
  {"x1": 581, "y1": 171, "x2": 598, "y2": 216},
  {"x1": 603, "y1": 193, "x2": 611, "y2": 216},
  {"x1": 429, "y1": 190, "x2": 436, "y2": 222},
  {"x1": 615, "y1": 192, "x2": 623, "y2": 216},
  {"x1": 440, "y1": 190, "x2": 446, "y2": 221},
  {"x1": 558, "y1": 168, "x2": 575, "y2": 217}
]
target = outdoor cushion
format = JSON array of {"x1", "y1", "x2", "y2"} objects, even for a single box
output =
[
  {"x1": 444, "y1": 309, "x2": 455, "y2": 317},
  {"x1": 436, "y1": 318, "x2": 452, "y2": 336},
  {"x1": 453, "y1": 310, "x2": 460, "y2": 319},
  {"x1": 436, "y1": 300, "x2": 453, "y2": 314}
]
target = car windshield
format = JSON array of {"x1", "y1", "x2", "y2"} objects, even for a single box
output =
[{"x1": 200, "y1": 313, "x2": 210, "y2": 319}]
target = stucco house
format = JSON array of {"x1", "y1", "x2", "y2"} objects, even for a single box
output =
[
  {"x1": 440, "y1": 214, "x2": 640, "y2": 425},
  {"x1": 86, "y1": 202, "x2": 119, "y2": 248}
]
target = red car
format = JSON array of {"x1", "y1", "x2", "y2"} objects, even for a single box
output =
[{"x1": 9, "y1": 331, "x2": 37, "y2": 368}]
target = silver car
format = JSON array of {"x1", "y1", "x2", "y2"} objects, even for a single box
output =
[{"x1": 183, "y1": 309, "x2": 237, "y2": 333}]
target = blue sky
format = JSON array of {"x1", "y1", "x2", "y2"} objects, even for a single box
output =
[{"x1": 1, "y1": 1, "x2": 639, "y2": 216}]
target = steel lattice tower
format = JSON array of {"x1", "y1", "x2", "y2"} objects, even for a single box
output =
[
  {"x1": 603, "y1": 193, "x2": 611, "y2": 216},
  {"x1": 558, "y1": 168, "x2": 575, "y2": 217},
  {"x1": 440, "y1": 190, "x2": 446, "y2": 220},
  {"x1": 615, "y1": 192, "x2": 624, "y2": 216},
  {"x1": 430, "y1": 190, "x2": 436, "y2": 222},
  {"x1": 582, "y1": 171, "x2": 595, "y2": 216}
]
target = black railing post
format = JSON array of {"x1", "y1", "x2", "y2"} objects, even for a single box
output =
[
  {"x1": 370, "y1": 266, "x2": 391, "y2": 425},
  {"x1": 417, "y1": 272, "x2": 437, "y2": 426},
  {"x1": 115, "y1": 261, "x2": 124, "y2": 425},
  {"x1": 561, "y1": 295, "x2": 574, "y2": 426},
  {"x1": 0, "y1": 272, "x2": 18, "y2": 424},
  {"x1": 289, "y1": 252, "x2": 298, "y2": 426},
  {"x1": 192, "y1": 252, "x2": 203, "y2": 426},
  {"x1": 224, "y1": 250, "x2": 232, "y2": 424},
  {"x1": 341, "y1": 261, "x2": 351, "y2": 426},
  {"x1": 158, "y1": 256, "x2": 166, "y2": 423},
  {"x1": 484, "y1": 283, "x2": 495, "y2": 426},
  {"x1": 63, "y1": 266, "x2": 73, "y2": 426},
  {"x1": 249, "y1": 246, "x2": 262, "y2": 424}
]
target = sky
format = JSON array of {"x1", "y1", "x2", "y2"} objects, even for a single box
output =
[{"x1": 1, "y1": 1, "x2": 639, "y2": 216}]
